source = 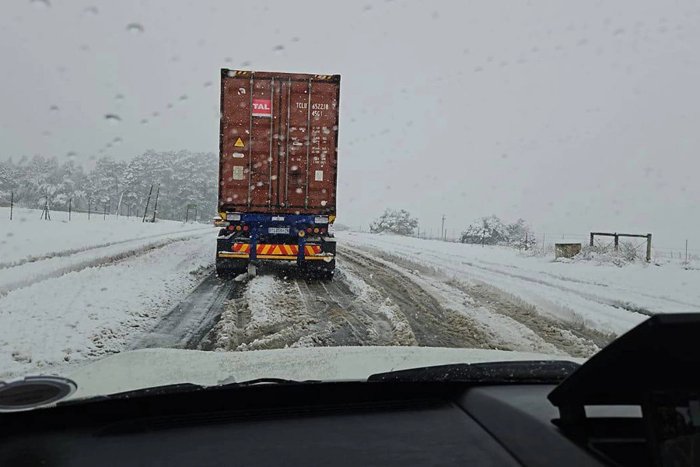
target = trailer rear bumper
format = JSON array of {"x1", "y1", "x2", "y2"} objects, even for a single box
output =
[{"x1": 217, "y1": 251, "x2": 334, "y2": 262}]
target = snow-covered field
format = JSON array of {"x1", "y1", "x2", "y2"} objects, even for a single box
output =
[
  {"x1": 337, "y1": 232, "x2": 700, "y2": 336},
  {"x1": 0, "y1": 207, "x2": 214, "y2": 377}
]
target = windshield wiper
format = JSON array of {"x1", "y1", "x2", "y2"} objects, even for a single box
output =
[{"x1": 368, "y1": 360, "x2": 580, "y2": 384}]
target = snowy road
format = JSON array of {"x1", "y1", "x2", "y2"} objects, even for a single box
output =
[{"x1": 4, "y1": 223, "x2": 695, "y2": 378}]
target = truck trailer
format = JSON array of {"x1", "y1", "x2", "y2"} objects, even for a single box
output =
[{"x1": 216, "y1": 69, "x2": 340, "y2": 279}]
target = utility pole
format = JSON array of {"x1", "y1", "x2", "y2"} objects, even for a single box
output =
[
  {"x1": 9, "y1": 191, "x2": 13, "y2": 220},
  {"x1": 441, "y1": 214, "x2": 446, "y2": 241},
  {"x1": 88, "y1": 199, "x2": 91, "y2": 220},
  {"x1": 68, "y1": 197, "x2": 72, "y2": 221},
  {"x1": 142, "y1": 184, "x2": 154, "y2": 222},
  {"x1": 151, "y1": 184, "x2": 160, "y2": 223},
  {"x1": 686, "y1": 239, "x2": 689, "y2": 263}
]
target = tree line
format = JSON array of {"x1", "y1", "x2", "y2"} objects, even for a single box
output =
[
  {"x1": 371, "y1": 209, "x2": 536, "y2": 248},
  {"x1": 0, "y1": 150, "x2": 217, "y2": 221}
]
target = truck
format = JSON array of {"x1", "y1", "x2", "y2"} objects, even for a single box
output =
[{"x1": 216, "y1": 69, "x2": 340, "y2": 279}]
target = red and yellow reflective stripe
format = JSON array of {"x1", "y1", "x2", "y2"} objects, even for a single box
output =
[{"x1": 232, "y1": 244, "x2": 322, "y2": 256}]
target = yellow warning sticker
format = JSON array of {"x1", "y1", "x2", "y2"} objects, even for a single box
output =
[{"x1": 234, "y1": 137, "x2": 245, "y2": 148}]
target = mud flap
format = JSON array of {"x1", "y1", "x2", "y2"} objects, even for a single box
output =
[{"x1": 216, "y1": 257, "x2": 248, "y2": 277}]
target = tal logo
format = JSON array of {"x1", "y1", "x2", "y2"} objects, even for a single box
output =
[{"x1": 252, "y1": 99, "x2": 272, "y2": 117}]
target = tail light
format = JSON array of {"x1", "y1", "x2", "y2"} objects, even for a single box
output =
[
  {"x1": 306, "y1": 227, "x2": 312, "y2": 233},
  {"x1": 235, "y1": 225, "x2": 242, "y2": 231},
  {"x1": 320, "y1": 228, "x2": 326, "y2": 234},
  {"x1": 313, "y1": 227, "x2": 319, "y2": 234},
  {"x1": 227, "y1": 225, "x2": 235, "y2": 231},
  {"x1": 242, "y1": 225, "x2": 249, "y2": 232}
]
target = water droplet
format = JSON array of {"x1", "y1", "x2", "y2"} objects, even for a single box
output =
[
  {"x1": 363, "y1": 4, "x2": 372, "y2": 11},
  {"x1": 79, "y1": 44, "x2": 90, "y2": 51},
  {"x1": 115, "y1": 93, "x2": 124, "y2": 100},
  {"x1": 49, "y1": 105, "x2": 59, "y2": 112},
  {"x1": 104, "y1": 113, "x2": 121, "y2": 124},
  {"x1": 66, "y1": 151, "x2": 77, "y2": 158},
  {"x1": 140, "y1": 118, "x2": 148, "y2": 124},
  {"x1": 166, "y1": 103, "x2": 173, "y2": 109},
  {"x1": 179, "y1": 94, "x2": 188, "y2": 101},
  {"x1": 272, "y1": 44, "x2": 284, "y2": 53},
  {"x1": 83, "y1": 6, "x2": 98, "y2": 15},
  {"x1": 126, "y1": 23, "x2": 144, "y2": 34},
  {"x1": 224, "y1": 57, "x2": 233, "y2": 63},
  {"x1": 204, "y1": 81, "x2": 213, "y2": 87},
  {"x1": 152, "y1": 111, "x2": 159, "y2": 117},
  {"x1": 113, "y1": 137, "x2": 123, "y2": 144},
  {"x1": 30, "y1": 0, "x2": 50, "y2": 8},
  {"x1": 241, "y1": 60, "x2": 252, "y2": 67},
  {"x1": 291, "y1": 37, "x2": 300, "y2": 42}
]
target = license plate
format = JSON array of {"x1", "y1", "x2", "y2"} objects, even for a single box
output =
[{"x1": 268, "y1": 227, "x2": 290, "y2": 235}]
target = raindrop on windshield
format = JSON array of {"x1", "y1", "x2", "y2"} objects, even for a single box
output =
[
  {"x1": 115, "y1": 93, "x2": 124, "y2": 100},
  {"x1": 30, "y1": 0, "x2": 50, "y2": 8},
  {"x1": 179, "y1": 94, "x2": 188, "y2": 101},
  {"x1": 272, "y1": 45, "x2": 285, "y2": 53},
  {"x1": 113, "y1": 137, "x2": 123, "y2": 144},
  {"x1": 166, "y1": 103, "x2": 173, "y2": 109},
  {"x1": 241, "y1": 61, "x2": 252, "y2": 67},
  {"x1": 49, "y1": 105, "x2": 59, "y2": 112},
  {"x1": 83, "y1": 6, "x2": 98, "y2": 15},
  {"x1": 152, "y1": 111, "x2": 159, "y2": 117},
  {"x1": 363, "y1": 5, "x2": 372, "y2": 11},
  {"x1": 203, "y1": 81, "x2": 213, "y2": 87},
  {"x1": 104, "y1": 114, "x2": 121, "y2": 124},
  {"x1": 224, "y1": 57, "x2": 233, "y2": 63},
  {"x1": 126, "y1": 23, "x2": 144, "y2": 34},
  {"x1": 140, "y1": 118, "x2": 148, "y2": 125},
  {"x1": 291, "y1": 37, "x2": 300, "y2": 42}
]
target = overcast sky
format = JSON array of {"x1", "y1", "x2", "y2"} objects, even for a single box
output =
[{"x1": 1, "y1": 0, "x2": 699, "y2": 249}]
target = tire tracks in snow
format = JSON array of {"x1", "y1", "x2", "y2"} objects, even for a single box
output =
[
  {"x1": 340, "y1": 245, "x2": 606, "y2": 357},
  {"x1": 134, "y1": 272, "x2": 243, "y2": 350},
  {"x1": 0, "y1": 230, "x2": 211, "y2": 297},
  {"x1": 337, "y1": 248, "x2": 491, "y2": 349},
  {"x1": 0, "y1": 226, "x2": 210, "y2": 270}
]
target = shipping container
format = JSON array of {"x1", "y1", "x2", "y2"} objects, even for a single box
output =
[
  {"x1": 216, "y1": 69, "x2": 340, "y2": 279},
  {"x1": 218, "y1": 69, "x2": 340, "y2": 215}
]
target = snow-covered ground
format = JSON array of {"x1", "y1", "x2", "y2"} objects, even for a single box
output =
[
  {"x1": 0, "y1": 207, "x2": 215, "y2": 377},
  {"x1": 337, "y1": 232, "x2": 700, "y2": 337}
]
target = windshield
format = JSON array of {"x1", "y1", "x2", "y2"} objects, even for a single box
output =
[{"x1": 0, "y1": 1, "x2": 698, "y2": 398}]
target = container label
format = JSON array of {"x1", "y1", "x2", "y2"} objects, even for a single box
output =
[
  {"x1": 232, "y1": 166, "x2": 244, "y2": 180},
  {"x1": 232, "y1": 152, "x2": 245, "y2": 158},
  {"x1": 252, "y1": 99, "x2": 272, "y2": 117},
  {"x1": 315, "y1": 170, "x2": 324, "y2": 181}
]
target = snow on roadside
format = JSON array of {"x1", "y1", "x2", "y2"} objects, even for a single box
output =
[
  {"x1": 336, "y1": 232, "x2": 695, "y2": 337},
  {"x1": 0, "y1": 234, "x2": 215, "y2": 378},
  {"x1": 0, "y1": 207, "x2": 208, "y2": 267}
]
